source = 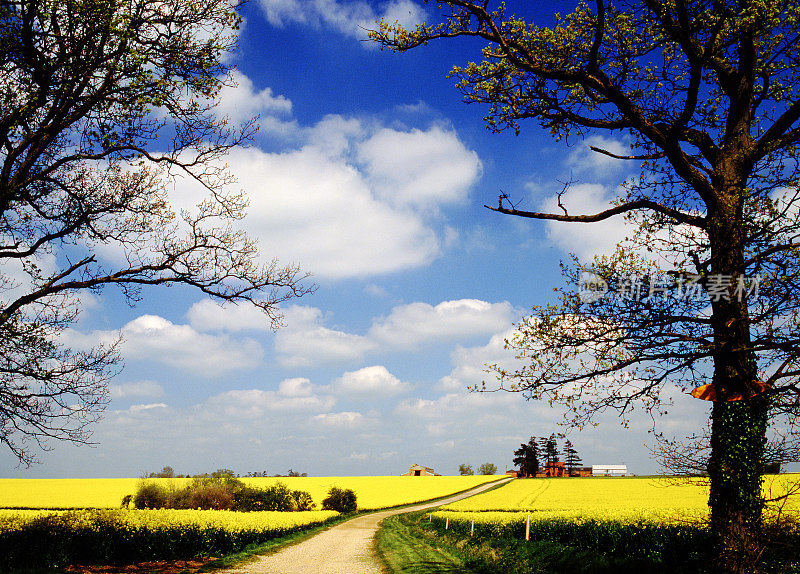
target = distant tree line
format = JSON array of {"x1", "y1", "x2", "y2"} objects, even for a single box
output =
[
  {"x1": 244, "y1": 469, "x2": 308, "y2": 477},
  {"x1": 145, "y1": 466, "x2": 308, "y2": 478},
  {"x1": 458, "y1": 463, "x2": 497, "y2": 476},
  {"x1": 513, "y1": 434, "x2": 583, "y2": 477}
]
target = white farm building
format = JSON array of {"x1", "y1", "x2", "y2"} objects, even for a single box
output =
[{"x1": 592, "y1": 464, "x2": 627, "y2": 477}]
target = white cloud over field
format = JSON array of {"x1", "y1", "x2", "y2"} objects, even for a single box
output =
[
  {"x1": 164, "y1": 70, "x2": 482, "y2": 281},
  {"x1": 226, "y1": 144, "x2": 443, "y2": 278},
  {"x1": 205, "y1": 387, "x2": 336, "y2": 417},
  {"x1": 274, "y1": 305, "x2": 378, "y2": 367},
  {"x1": 14, "y1": 318, "x2": 713, "y2": 478},
  {"x1": 64, "y1": 315, "x2": 264, "y2": 377},
  {"x1": 64, "y1": 297, "x2": 517, "y2": 377},
  {"x1": 91, "y1": 72, "x2": 481, "y2": 282},
  {"x1": 271, "y1": 299, "x2": 516, "y2": 367},
  {"x1": 368, "y1": 299, "x2": 514, "y2": 350}
]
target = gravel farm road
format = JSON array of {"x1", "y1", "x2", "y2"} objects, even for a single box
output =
[{"x1": 220, "y1": 478, "x2": 511, "y2": 574}]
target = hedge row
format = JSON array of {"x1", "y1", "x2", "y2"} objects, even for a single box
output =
[{"x1": 0, "y1": 511, "x2": 339, "y2": 571}]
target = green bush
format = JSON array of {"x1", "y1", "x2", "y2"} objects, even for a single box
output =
[
  {"x1": 128, "y1": 478, "x2": 314, "y2": 512},
  {"x1": 234, "y1": 484, "x2": 290, "y2": 511},
  {"x1": 263, "y1": 481, "x2": 295, "y2": 511},
  {"x1": 186, "y1": 484, "x2": 236, "y2": 510},
  {"x1": 321, "y1": 487, "x2": 357, "y2": 513},
  {"x1": 132, "y1": 482, "x2": 169, "y2": 509},
  {"x1": 234, "y1": 487, "x2": 272, "y2": 511},
  {"x1": 292, "y1": 490, "x2": 316, "y2": 511}
]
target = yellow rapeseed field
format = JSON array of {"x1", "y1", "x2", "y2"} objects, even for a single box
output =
[
  {"x1": 0, "y1": 478, "x2": 171, "y2": 508},
  {"x1": 436, "y1": 474, "x2": 800, "y2": 526},
  {"x1": 240, "y1": 476, "x2": 502, "y2": 510},
  {"x1": 0, "y1": 508, "x2": 338, "y2": 533},
  {"x1": 0, "y1": 475, "x2": 502, "y2": 510}
]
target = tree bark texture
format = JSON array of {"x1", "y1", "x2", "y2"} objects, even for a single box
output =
[
  {"x1": 708, "y1": 398, "x2": 768, "y2": 573},
  {"x1": 707, "y1": 184, "x2": 768, "y2": 573}
]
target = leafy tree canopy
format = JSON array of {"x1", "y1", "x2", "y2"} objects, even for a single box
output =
[
  {"x1": 373, "y1": 2, "x2": 800, "y2": 570},
  {"x1": 0, "y1": 0, "x2": 310, "y2": 466}
]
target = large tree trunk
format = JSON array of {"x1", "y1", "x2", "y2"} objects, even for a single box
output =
[
  {"x1": 708, "y1": 397, "x2": 768, "y2": 573},
  {"x1": 707, "y1": 187, "x2": 768, "y2": 573}
]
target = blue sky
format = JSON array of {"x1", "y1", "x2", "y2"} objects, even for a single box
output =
[{"x1": 1, "y1": 0, "x2": 717, "y2": 478}]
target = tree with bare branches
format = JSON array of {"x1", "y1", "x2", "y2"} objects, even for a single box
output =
[
  {"x1": 0, "y1": 0, "x2": 311, "y2": 466},
  {"x1": 373, "y1": 1, "x2": 800, "y2": 571}
]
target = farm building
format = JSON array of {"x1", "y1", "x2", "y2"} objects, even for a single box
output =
[
  {"x1": 592, "y1": 464, "x2": 628, "y2": 477},
  {"x1": 511, "y1": 463, "x2": 593, "y2": 478},
  {"x1": 536, "y1": 461, "x2": 566, "y2": 477},
  {"x1": 402, "y1": 464, "x2": 441, "y2": 476}
]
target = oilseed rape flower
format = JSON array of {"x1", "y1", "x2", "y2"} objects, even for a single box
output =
[{"x1": 0, "y1": 475, "x2": 501, "y2": 510}]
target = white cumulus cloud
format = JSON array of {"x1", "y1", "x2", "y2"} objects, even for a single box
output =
[
  {"x1": 64, "y1": 315, "x2": 264, "y2": 377},
  {"x1": 274, "y1": 305, "x2": 377, "y2": 367},
  {"x1": 566, "y1": 135, "x2": 630, "y2": 176},
  {"x1": 357, "y1": 125, "x2": 482, "y2": 209},
  {"x1": 230, "y1": 144, "x2": 442, "y2": 278},
  {"x1": 439, "y1": 329, "x2": 518, "y2": 391},
  {"x1": 332, "y1": 365, "x2": 411, "y2": 395},
  {"x1": 160, "y1": 72, "x2": 482, "y2": 281},
  {"x1": 216, "y1": 69, "x2": 293, "y2": 125},
  {"x1": 278, "y1": 377, "x2": 314, "y2": 397},
  {"x1": 206, "y1": 388, "x2": 335, "y2": 418},
  {"x1": 369, "y1": 299, "x2": 516, "y2": 349},
  {"x1": 273, "y1": 299, "x2": 515, "y2": 368}
]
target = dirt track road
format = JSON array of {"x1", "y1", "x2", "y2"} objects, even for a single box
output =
[{"x1": 221, "y1": 478, "x2": 511, "y2": 574}]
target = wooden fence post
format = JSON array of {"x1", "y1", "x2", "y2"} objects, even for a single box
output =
[
  {"x1": 429, "y1": 513, "x2": 432, "y2": 522},
  {"x1": 525, "y1": 513, "x2": 530, "y2": 541},
  {"x1": 470, "y1": 519, "x2": 475, "y2": 537},
  {"x1": 445, "y1": 517, "x2": 449, "y2": 530}
]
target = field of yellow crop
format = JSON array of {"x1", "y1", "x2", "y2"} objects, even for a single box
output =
[
  {"x1": 0, "y1": 475, "x2": 502, "y2": 510},
  {"x1": 436, "y1": 474, "x2": 800, "y2": 526},
  {"x1": 242, "y1": 475, "x2": 502, "y2": 510},
  {"x1": 0, "y1": 508, "x2": 338, "y2": 533},
  {"x1": 0, "y1": 478, "x2": 160, "y2": 509},
  {"x1": 0, "y1": 507, "x2": 342, "y2": 569}
]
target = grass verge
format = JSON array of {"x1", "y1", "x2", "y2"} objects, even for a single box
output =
[
  {"x1": 378, "y1": 511, "x2": 706, "y2": 574},
  {"x1": 382, "y1": 511, "x2": 800, "y2": 574},
  {"x1": 377, "y1": 514, "x2": 479, "y2": 573}
]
